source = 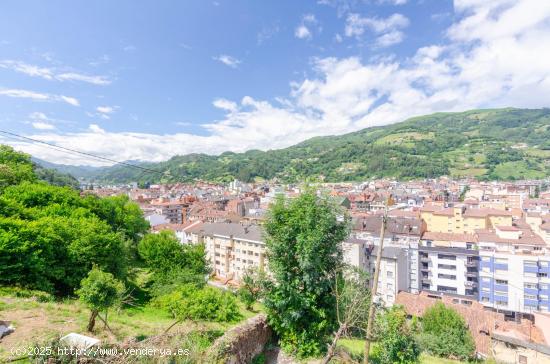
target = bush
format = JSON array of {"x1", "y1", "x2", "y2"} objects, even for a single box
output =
[
  {"x1": 372, "y1": 306, "x2": 420, "y2": 364},
  {"x1": 417, "y1": 302, "x2": 475, "y2": 360},
  {"x1": 154, "y1": 284, "x2": 241, "y2": 323}
]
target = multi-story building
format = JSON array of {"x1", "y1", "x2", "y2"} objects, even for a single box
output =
[
  {"x1": 477, "y1": 224, "x2": 550, "y2": 317},
  {"x1": 342, "y1": 215, "x2": 424, "y2": 304},
  {"x1": 418, "y1": 232, "x2": 480, "y2": 299},
  {"x1": 420, "y1": 205, "x2": 513, "y2": 234},
  {"x1": 150, "y1": 200, "x2": 187, "y2": 224},
  {"x1": 186, "y1": 222, "x2": 265, "y2": 282}
]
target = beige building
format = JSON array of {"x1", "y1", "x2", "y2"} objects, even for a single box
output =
[
  {"x1": 420, "y1": 205, "x2": 513, "y2": 234},
  {"x1": 187, "y1": 222, "x2": 265, "y2": 282}
]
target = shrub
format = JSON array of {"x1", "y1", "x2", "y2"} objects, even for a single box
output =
[
  {"x1": 154, "y1": 284, "x2": 241, "y2": 324},
  {"x1": 417, "y1": 302, "x2": 475, "y2": 360}
]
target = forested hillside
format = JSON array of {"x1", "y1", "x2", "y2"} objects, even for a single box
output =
[{"x1": 45, "y1": 108, "x2": 550, "y2": 184}]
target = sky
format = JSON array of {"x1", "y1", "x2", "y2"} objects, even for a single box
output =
[{"x1": 1, "y1": 0, "x2": 550, "y2": 166}]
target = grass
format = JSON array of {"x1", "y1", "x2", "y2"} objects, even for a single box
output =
[
  {"x1": 337, "y1": 338, "x2": 466, "y2": 364},
  {"x1": 0, "y1": 286, "x2": 261, "y2": 361}
]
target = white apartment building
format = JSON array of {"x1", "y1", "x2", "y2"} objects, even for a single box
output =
[{"x1": 419, "y1": 232, "x2": 480, "y2": 299}]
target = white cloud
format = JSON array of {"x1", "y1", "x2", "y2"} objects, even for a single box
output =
[
  {"x1": 295, "y1": 14, "x2": 319, "y2": 40},
  {"x1": 56, "y1": 73, "x2": 110, "y2": 85},
  {"x1": 213, "y1": 54, "x2": 241, "y2": 68},
  {"x1": 378, "y1": 0, "x2": 407, "y2": 5},
  {"x1": 213, "y1": 98, "x2": 238, "y2": 112},
  {"x1": 345, "y1": 13, "x2": 409, "y2": 40},
  {"x1": 59, "y1": 96, "x2": 80, "y2": 106},
  {"x1": 0, "y1": 88, "x2": 80, "y2": 106},
  {"x1": 6, "y1": 0, "x2": 550, "y2": 166},
  {"x1": 295, "y1": 25, "x2": 312, "y2": 40},
  {"x1": 96, "y1": 106, "x2": 115, "y2": 114},
  {"x1": 0, "y1": 60, "x2": 53, "y2": 79},
  {"x1": 0, "y1": 60, "x2": 111, "y2": 85},
  {"x1": 32, "y1": 121, "x2": 56, "y2": 130}
]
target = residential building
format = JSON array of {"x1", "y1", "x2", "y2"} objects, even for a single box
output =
[
  {"x1": 477, "y1": 224, "x2": 550, "y2": 316},
  {"x1": 186, "y1": 222, "x2": 265, "y2": 282},
  {"x1": 419, "y1": 232, "x2": 480, "y2": 299}
]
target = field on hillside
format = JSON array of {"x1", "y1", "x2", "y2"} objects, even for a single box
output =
[{"x1": 0, "y1": 287, "x2": 260, "y2": 363}]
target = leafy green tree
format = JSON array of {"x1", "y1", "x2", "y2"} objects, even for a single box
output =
[
  {"x1": 154, "y1": 284, "x2": 241, "y2": 332},
  {"x1": 0, "y1": 145, "x2": 36, "y2": 191},
  {"x1": 372, "y1": 306, "x2": 420, "y2": 364},
  {"x1": 138, "y1": 231, "x2": 210, "y2": 293},
  {"x1": 263, "y1": 190, "x2": 350, "y2": 358},
  {"x1": 417, "y1": 302, "x2": 475, "y2": 360},
  {"x1": 77, "y1": 267, "x2": 124, "y2": 332},
  {"x1": 237, "y1": 267, "x2": 266, "y2": 310}
]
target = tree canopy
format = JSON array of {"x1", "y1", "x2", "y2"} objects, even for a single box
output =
[
  {"x1": 263, "y1": 190, "x2": 350, "y2": 358},
  {"x1": 0, "y1": 145, "x2": 149, "y2": 296}
]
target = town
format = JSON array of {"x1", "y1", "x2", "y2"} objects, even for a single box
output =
[{"x1": 82, "y1": 177, "x2": 550, "y2": 362}]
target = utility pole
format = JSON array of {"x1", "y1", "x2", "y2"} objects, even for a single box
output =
[{"x1": 364, "y1": 200, "x2": 389, "y2": 364}]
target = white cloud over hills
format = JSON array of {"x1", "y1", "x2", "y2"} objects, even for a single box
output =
[{"x1": 5, "y1": 0, "x2": 550, "y2": 166}]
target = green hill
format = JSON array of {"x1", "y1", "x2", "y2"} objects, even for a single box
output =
[{"x1": 48, "y1": 108, "x2": 550, "y2": 184}]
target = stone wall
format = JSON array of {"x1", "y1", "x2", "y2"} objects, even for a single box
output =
[{"x1": 205, "y1": 314, "x2": 273, "y2": 364}]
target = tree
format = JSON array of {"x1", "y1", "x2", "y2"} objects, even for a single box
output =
[
  {"x1": 77, "y1": 267, "x2": 124, "y2": 332},
  {"x1": 323, "y1": 267, "x2": 371, "y2": 364},
  {"x1": 0, "y1": 145, "x2": 36, "y2": 191},
  {"x1": 237, "y1": 267, "x2": 265, "y2": 310},
  {"x1": 372, "y1": 306, "x2": 420, "y2": 364},
  {"x1": 138, "y1": 231, "x2": 210, "y2": 293},
  {"x1": 417, "y1": 302, "x2": 475, "y2": 360},
  {"x1": 263, "y1": 190, "x2": 350, "y2": 358},
  {"x1": 154, "y1": 284, "x2": 241, "y2": 332}
]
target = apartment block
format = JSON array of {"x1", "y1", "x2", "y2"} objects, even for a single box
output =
[
  {"x1": 477, "y1": 225, "x2": 550, "y2": 315},
  {"x1": 186, "y1": 222, "x2": 265, "y2": 282},
  {"x1": 419, "y1": 232, "x2": 480, "y2": 299},
  {"x1": 420, "y1": 205, "x2": 513, "y2": 234}
]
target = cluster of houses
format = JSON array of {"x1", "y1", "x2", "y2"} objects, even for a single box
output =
[{"x1": 87, "y1": 177, "x2": 550, "y2": 361}]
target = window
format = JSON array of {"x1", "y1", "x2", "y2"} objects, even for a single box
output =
[
  {"x1": 539, "y1": 272, "x2": 548, "y2": 278},
  {"x1": 438, "y1": 264, "x2": 456, "y2": 270},
  {"x1": 438, "y1": 254, "x2": 456, "y2": 260},
  {"x1": 482, "y1": 277, "x2": 491, "y2": 283},
  {"x1": 495, "y1": 258, "x2": 508, "y2": 264},
  {"x1": 495, "y1": 290, "x2": 507, "y2": 297},
  {"x1": 481, "y1": 297, "x2": 490, "y2": 302},
  {"x1": 387, "y1": 271, "x2": 394, "y2": 278},
  {"x1": 525, "y1": 294, "x2": 537, "y2": 300},
  {"x1": 481, "y1": 256, "x2": 491, "y2": 262},
  {"x1": 496, "y1": 300, "x2": 508, "y2": 306},
  {"x1": 525, "y1": 283, "x2": 537, "y2": 289},
  {"x1": 496, "y1": 279, "x2": 508, "y2": 285},
  {"x1": 438, "y1": 273, "x2": 456, "y2": 280}
]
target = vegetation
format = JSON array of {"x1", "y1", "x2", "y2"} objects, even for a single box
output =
[
  {"x1": 323, "y1": 267, "x2": 371, "y2": 364},
  {"x1": 54, "y1": 108, "x2": 550, "y2": 183},
  {"x1": 0, "y1": 147, "x2": 149, "y2": 296},
  {"x1": 416, "y1": 302, "x2": 475, "y2": 361},
  {"x1": 77, "y1": 267, "x2": 125, "y2": 332},
  {"x1": 262, "y1": 190, "x2": 350, "y2": 358},
  {"x1": 138, "y1": 230, "x2": 210, "y2": 295},
  {"x1": 153, "y1": 284, "x2": 242, "y2": 331},
  {"x1": 371, "y1": 306, "x2": 421, "y2": 364},
  {"x1": 237, "y1": 267, "x2": 265, "y2": 310}
]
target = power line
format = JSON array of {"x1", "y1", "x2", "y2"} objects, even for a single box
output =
[{"x1": 0, "y1": 129, "x2": 165, "y2": 175}]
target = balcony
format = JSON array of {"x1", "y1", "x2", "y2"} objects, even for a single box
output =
[
  {"x1": 420, "y1": 255, "x2": 430, "y2": 263},
  {"x1": 465, "y1": 281, "x2": 478, "y2": 288},
  {"x1": 466, "y1": 260, "x2": 478, "y2": 268}
]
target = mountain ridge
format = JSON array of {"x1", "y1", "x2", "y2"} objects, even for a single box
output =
[{"x1": 38, "y1": 108, "x2": 550, "y2": 184}]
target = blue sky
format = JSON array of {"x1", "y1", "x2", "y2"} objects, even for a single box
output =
[{"x1": 1, "y1": 0, "x2": 549, "y2": 165}]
